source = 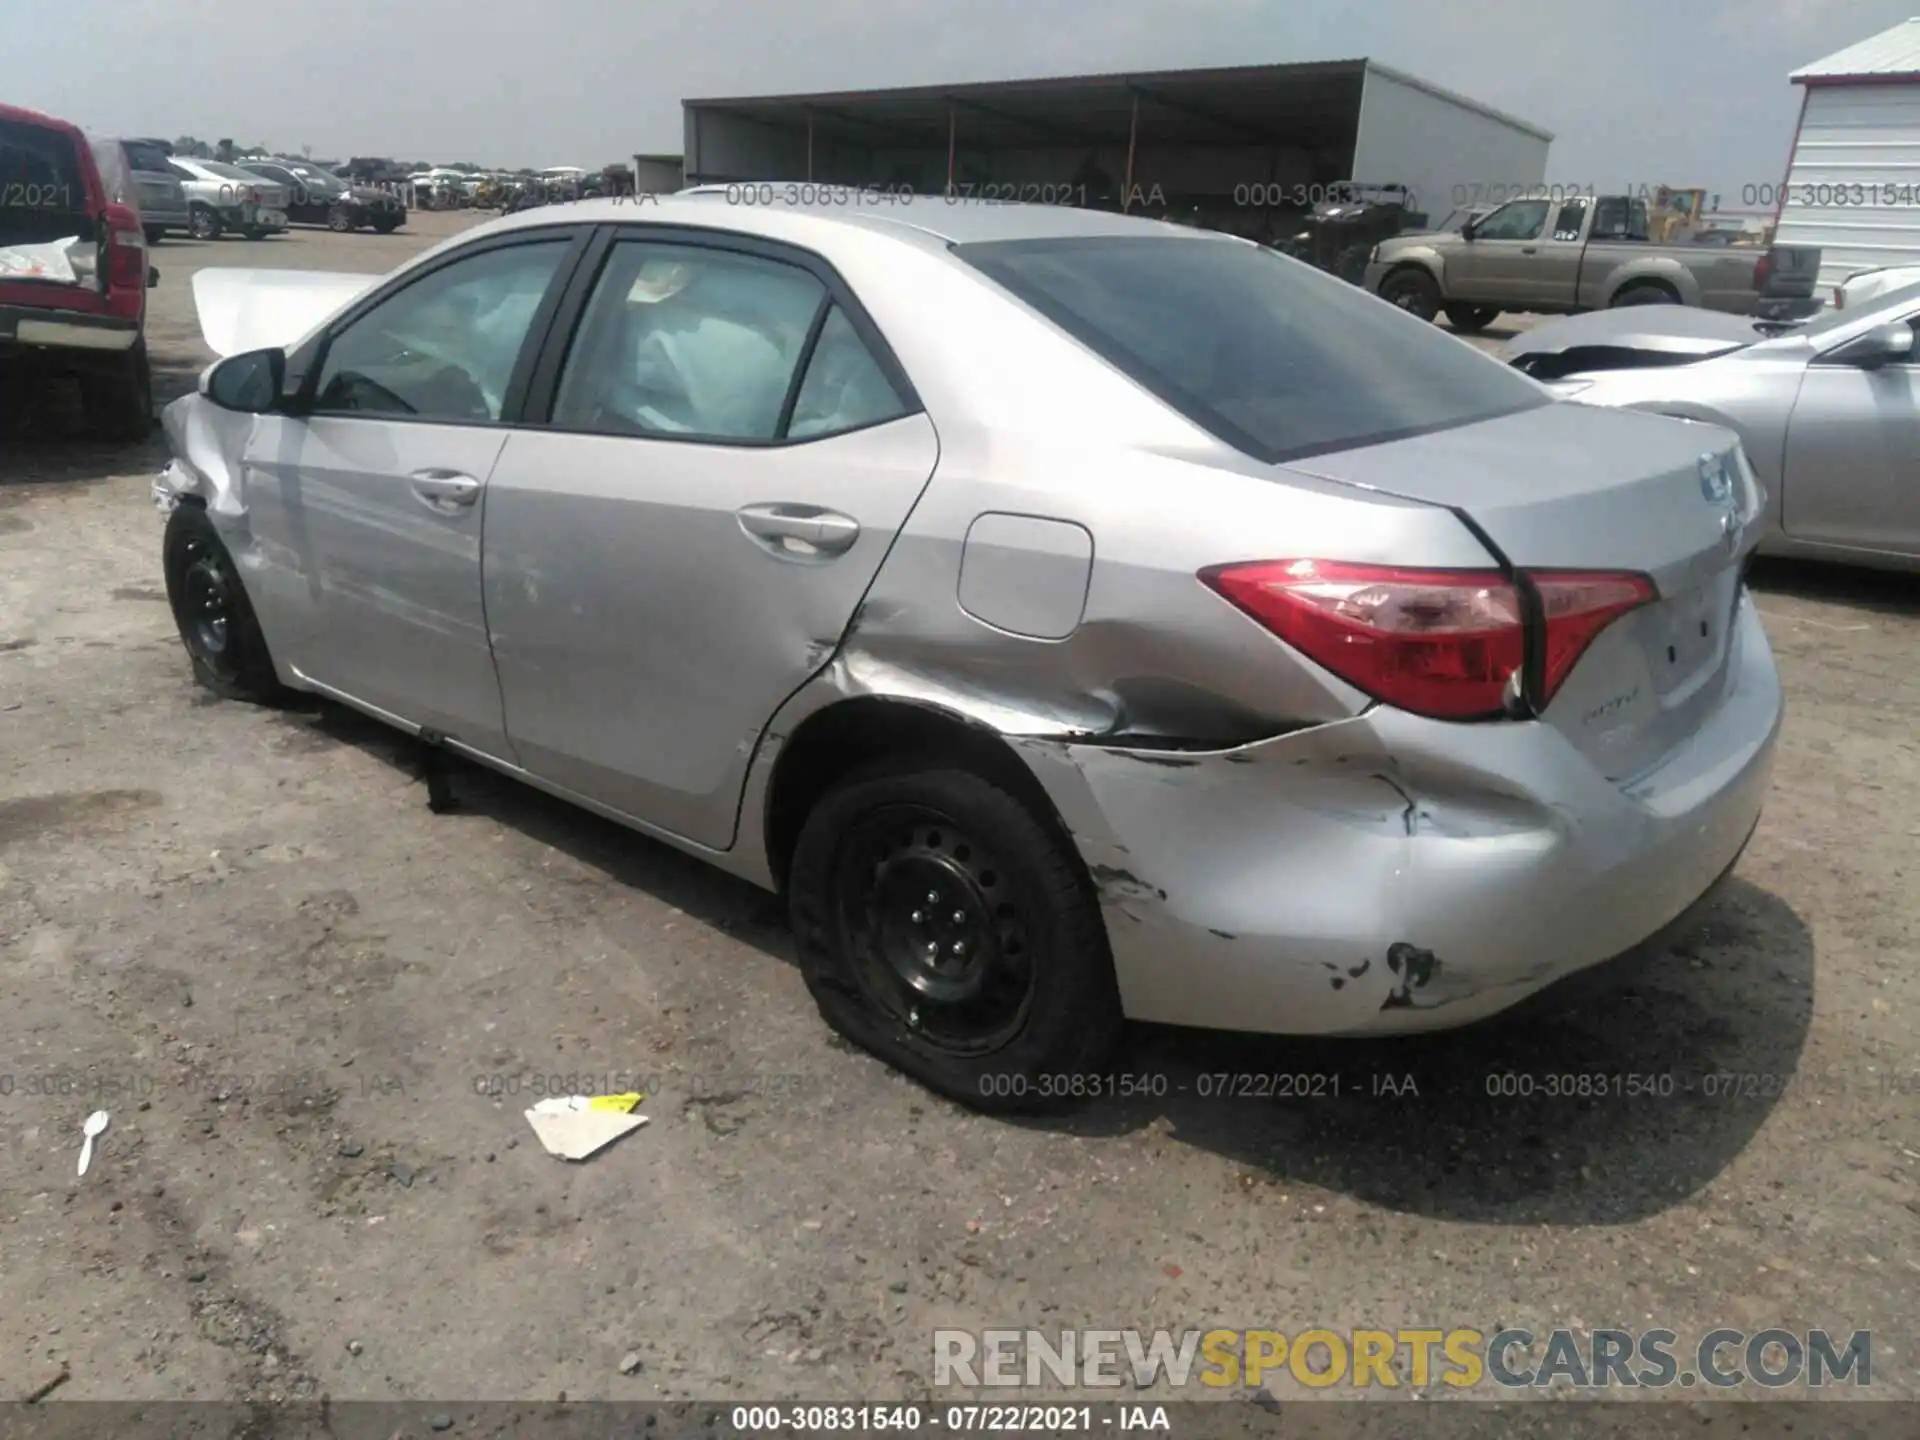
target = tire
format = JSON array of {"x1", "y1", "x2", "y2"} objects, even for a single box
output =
[
  {"x1": 1379, "y1": 267, "x2": 1442, "y2": 322},
  {"x1": 1611, "y1": 283, "x2": 1679, "y2": 307},
  {"x1": 788, "y1": 760, "x2": 1124, "y2": 1113},
  {"x1": 79, "y1": 338, "x2": 152, "y2": 442},
  {"x1": 144, "y1": 226, "x2": 163, "y2": 246},
  {"x1": 327, "y1": 205, "x2": 356, "y2": 233},
  {"x1": 188, "y1": 206, "x2": 222, "y2": 241},
  {"x1": 373, "y1": 216, "x2": 401, "y2": 234},
  {"x1": 161, "y1": 504, "x2": 288, "y2": 704},
  {"x1": 1333, "y1": 243, "x2": 1371, "y2": 285},
  {"x1": 242, "y1": 226, "x2": 268, "y2": 240},
  {"x1": 1444, "y1": 303, "x2": 1500, "y2": 333}
]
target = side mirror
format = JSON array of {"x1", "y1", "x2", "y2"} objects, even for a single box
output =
[
  {"x1": 202, "y1": 346, "x2": 286, "y2": 413},
  {"x1": 1460, "y1": 219, "x2": 1478, "y2": 241},
  {"x1": 1851, "y1": 322, "x2": 1915, "y2": 369}
]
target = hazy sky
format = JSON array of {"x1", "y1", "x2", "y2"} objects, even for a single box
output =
[{"x1": 7, "y1": 0, "x2": 1912, "y2": 196}]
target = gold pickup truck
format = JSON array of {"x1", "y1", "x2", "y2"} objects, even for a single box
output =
[{"x1": 1362, "y1": 193, "x2": 1823, "y2": 333}]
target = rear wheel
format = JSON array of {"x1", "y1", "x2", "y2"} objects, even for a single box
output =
[
  {"x1": 162, "y1": 505, "x2": 288, "y2": 704},
  {"x1": 373, "y1": 216, "x2": 402, "y2": 234},
  {"x1": 188, "y1": 206, "x2": 222, "y2": 241},
  {"x1": 1611, "y1": 282, "x2": 1679, "y2": 307},
  {"x1": 79, "y1": 339, "x2": 152, "y2": 442},
  {"x1": 144, "y1": 225, "x2": 163, "y2": 246},
  {"x1": 1380, "y1": 267, "x2": 1442, "y2": 322},
  {"x1": 1444, "y1": 303, "x2": 1500, "y2": 333},
  {"x1": 788, "y1": 762, "x2": 1123, "y2": 1112}
]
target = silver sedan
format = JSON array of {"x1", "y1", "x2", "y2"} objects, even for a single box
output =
[
  {"x1": 154, "y1": 196, "x2": 1782, "y2": 1110},
  {"x1": 1503, "y1": 289, "x2": 1920, "y2": 571}
]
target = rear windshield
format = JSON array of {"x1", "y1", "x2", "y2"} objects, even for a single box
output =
[
  {"x1": 1, "y1": 115, "x2": 91, "y2": 247},
  {"x1": 192, "y1": 160, "x2": 261, "y2": 182},
  {"x1": 955, "y1": 235, "x2": 1547, "y2": 464}
]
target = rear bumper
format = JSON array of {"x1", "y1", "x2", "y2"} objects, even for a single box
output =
[
  {"x1": 1756, "y1": 295, "x2": 1824, "y2": 322},
  {"x1": 1023, "y1": 590, "x2": 1783, "y2": 1035},
  {"x1": 0, "y1": 303, "x2": 140, "y2": 356}
]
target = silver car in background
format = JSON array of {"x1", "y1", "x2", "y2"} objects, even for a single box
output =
[
  {"x1": 152, "y1": 198, "x2": 1782, "y2": 1110},
  {"x1": 118, "y1": 138, "x2": 191, "y2": 243},
  {"x1": 1504, "y1": 285, "x2": 1920, "y2": 570},
  {"x1": 166, "y1": 157, "x2": 289, "y2": 240}
]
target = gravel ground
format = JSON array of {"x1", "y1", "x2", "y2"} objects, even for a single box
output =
[{"x1": 0, "y1": 212, "x2": 1915, "y2": 1411}]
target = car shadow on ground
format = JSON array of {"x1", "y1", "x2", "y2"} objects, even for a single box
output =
[
  {"x1": 0, "y1": 346, "x2": 200, "y2": 488},
  {"x1": 276, "y1": 699, "x2": 1813, "y2": 1227},
  {"x1": 1749, "y1": 556, "x2": 1919, "y2": 617}
]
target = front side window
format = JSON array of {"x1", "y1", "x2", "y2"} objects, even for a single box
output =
[
  {"x1": 958, "y1": 234, "x2": 1548, "y2": 464},
  {"x1": 1472, "y1": 200, "x2": 1550, "y2": 241},
  {"x1": 551, "y1": 241, "x2": 827, "y2": 441},
  {"x1": 312, "y1": 240, "x2": 569, "y2": 422},
  {"x1": 1551, "y1": 201, "x2": 1587, "y2": 241}
]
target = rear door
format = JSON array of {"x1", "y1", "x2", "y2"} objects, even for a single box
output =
[{"x1": 482, "y1": 227, "x2": 937, "y2": 848}]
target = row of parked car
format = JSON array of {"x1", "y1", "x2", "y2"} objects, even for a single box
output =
[
  {"x1": 124, "y1": 143, "x2": 409, "y2": 243},
  {"x1": 3, "y1": 101, "x2": 413, "y2": 441}
]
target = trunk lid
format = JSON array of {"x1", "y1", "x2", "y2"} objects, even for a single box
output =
[{"x1": 1282, "y1": 402, "x2": 1759, "y2": 782}]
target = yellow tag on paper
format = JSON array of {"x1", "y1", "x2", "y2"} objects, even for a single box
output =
[{"x1": 586, "y1": 1093, "x2": 644, "y2": 1113}]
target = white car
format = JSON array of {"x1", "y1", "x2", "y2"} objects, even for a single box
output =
[{"x1": 1832, "y1": 264, "x2": 1920, "y2": 312}]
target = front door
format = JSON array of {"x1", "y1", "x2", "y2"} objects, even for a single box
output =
[
  {"x1": 1781, "y1": 312, "x2": 1920, "y2": 557},
  {"x1": 1447, "y1": 198, "x2": 1553, "y2": 309},
  {"x1": 483, "y1": 234, "x2": 938, "y2": 848},
  {"x1": 241, "y1": 233, "x2": 576, "y2": 754}
]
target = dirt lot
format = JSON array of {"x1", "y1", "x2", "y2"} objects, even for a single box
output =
[{"x1": 1, "y1": 212, "x2": 1916, "y2": 1409}]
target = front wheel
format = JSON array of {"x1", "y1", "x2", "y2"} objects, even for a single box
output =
[
  {"x1": 1379, "y1": 267, "x2": 1442, "y2": 322},
  {"x1": 162, "y1": 505, "x2": 289, "y2": 704},
  {"x1": 188, "y1": 206, "x2": 222, "y2": 241},
  {"x1": 789, "y1": 763, "x2": 1123, "y2": 1112},
  {"x1": 373, "y1": 216, "x2": 402, "y2": 233},
  {"x1": 1443, "y1": 303, "x2": 1500, "y2": 333},
  {"x1": 327, "y1": 205, "x2": 356, "y2": 233}
]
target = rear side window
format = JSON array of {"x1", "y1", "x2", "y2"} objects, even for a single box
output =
[
  {"x1": 1, "y1": 116, "x2": 90, "y2": 246},
  {"x1": 956, "y1": 235, "x2": 1547, "y2": 463}
]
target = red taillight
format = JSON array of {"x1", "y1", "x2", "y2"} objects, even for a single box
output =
[
  {"x1": 102, "y1": 202, "x2": 146, "y2": 319},
  {"x1": 1753, "y1": 254, "x2": 1772, "y2": 291},
  {"x1": 1200, "y1": 560, "x2": 1655, "y2": 721}
]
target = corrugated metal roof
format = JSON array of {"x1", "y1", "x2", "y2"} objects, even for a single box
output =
[{"x1": 1793, "y1": 17, "x2": 1920, "y2": 82}]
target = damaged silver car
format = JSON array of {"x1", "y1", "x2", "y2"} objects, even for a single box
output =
[
  {"x1": 154, "y1": 197, "x2": 1783, "y2": 1110},
  {"x1": 1504, "y1": 286, "x2": 1920, "y2": 571}
]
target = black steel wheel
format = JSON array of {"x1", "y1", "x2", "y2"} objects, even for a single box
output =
[
  {"x1": 790, "y1": 761, "x2": 1123, "y2": 1112},
  {"x1": 162, "y1": 504, "x2": 287, "y2": 703}
]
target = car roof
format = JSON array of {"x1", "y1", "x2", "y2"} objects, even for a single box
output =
[
  {"x1": 0, "y1": 101, "x2": 84, "y2": 138},
  {"x1": 475, "y1": 193, "x2": 1234, "y2": 254}
]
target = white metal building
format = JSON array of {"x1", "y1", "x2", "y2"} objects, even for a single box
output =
[
  {"x1": 1776, "y1": 18, "x2": 1920, "y2": 291},
  {"x1": 682, "y1": 60, "x2": 1550, "y2": 235}
]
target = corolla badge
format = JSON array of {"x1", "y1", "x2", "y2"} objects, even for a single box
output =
[{"x1": 1699, "y1": 451, "x2": 1734, "y2": 504}]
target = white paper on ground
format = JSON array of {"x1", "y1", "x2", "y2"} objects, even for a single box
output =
[{"x1": 523, "y1": 1094, "x2": 648, "y2": 1161}]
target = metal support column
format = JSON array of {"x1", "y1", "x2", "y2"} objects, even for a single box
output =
[
  {"x1": 947, "y1": 105, "x2": 957, "y2": 195},
  {"x1": 1121, "y1": 91, "x2": 1139, "y2": 211}
]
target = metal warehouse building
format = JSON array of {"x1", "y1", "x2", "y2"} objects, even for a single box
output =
[
  {"x1": 1777, "y1": 17, "x2": 1920, "y2": 291},
  {"x1": 682, "y1": 59, "x2": 1550, "y2": 236}
]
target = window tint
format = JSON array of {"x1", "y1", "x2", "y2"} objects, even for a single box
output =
[
  {"x1": 167, "y1": 160, "x2": 196, "y2": 182},
  {"x1": 312, "y1": 240, "x2": 568, "y2": 422},
  {"x1": 1, "y1": 117, "x2": 88, "y2": 244},
  {"x1": 787, "y1": 305, "x2": 910, "y2": 439},
  {"x1": 957, "y1": 235, "x2": 1547, "y2": 464},
  {"x1": 552, "y1": 241, "x2": 825, "y2": 441},
  {"x1": 1472, "y1": 200, "x2": 1549, "y2": 241}
]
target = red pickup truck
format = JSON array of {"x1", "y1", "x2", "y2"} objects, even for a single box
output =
[{"x1": 1, "y1": 101, "x2": 156, "y2": 439}]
